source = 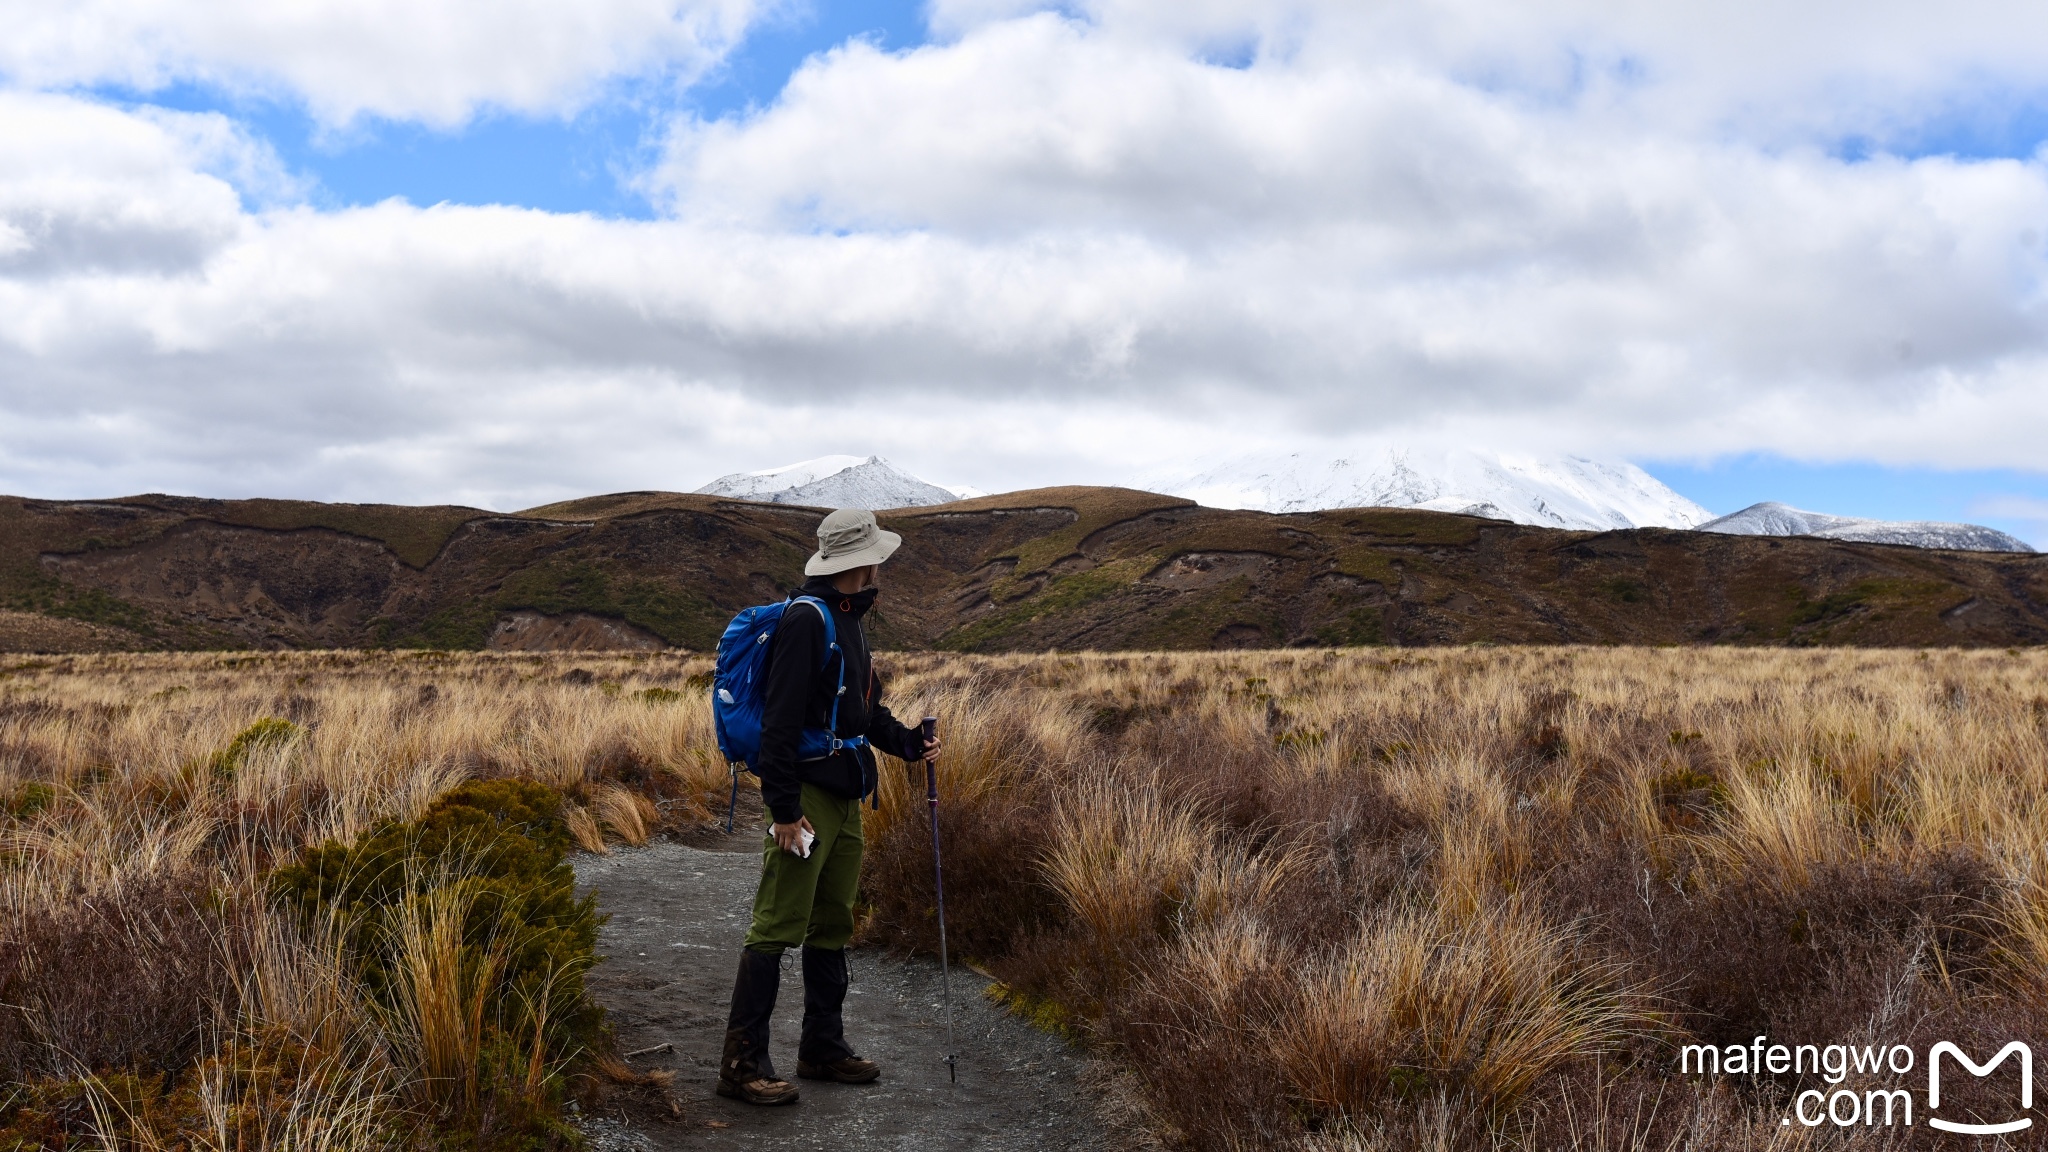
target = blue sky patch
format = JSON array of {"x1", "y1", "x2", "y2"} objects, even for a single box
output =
[
  {"x1": 692, "y1": 0, "x2": 928, "y2": 120},
  {"x1": 1197, "y1": 36, "x2": 1259, "y2": 71},
  {"x1": 1835, "y1": 84, "x2": 2048, "y2": 162},
  {"x1": 87, "y1": 0, "x2": 933, "y2": 218}
]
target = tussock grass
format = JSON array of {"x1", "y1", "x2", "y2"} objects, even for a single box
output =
[
  {"x1": 382, "y1": 870, "x2": 508, "y2": 1117},
  {"x1": 859, "y1": 646, "x2": 2048, "y2": 1149},
  {"x1": 562, "y1": 802, "x2": 608, "y2": 855},
  {"x1": 592, "y1": 785, "x2": 656, "y2": 847},
  {"x1": 0, "y1": 650, "x2": 717, "y2": 1148},
  {"x1": 6, "y1": 646, "x2": 2048, "y2": 1148}
]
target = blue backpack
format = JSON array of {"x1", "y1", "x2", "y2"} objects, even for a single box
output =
[{"x1": 712, "y1": 595, "x2": 869, "y2": 830}]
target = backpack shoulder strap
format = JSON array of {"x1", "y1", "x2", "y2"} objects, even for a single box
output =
[
  {"x1": 788, "y1": 594, "x2": 856, "y2": 739},
  {"x1": 787, "y1": 595, "x2": 837, "y2": 656}
]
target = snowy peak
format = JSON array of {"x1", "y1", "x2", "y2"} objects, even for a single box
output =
[
  {"x1": 692, "y1": 454, "x2": 2036, "y2": 552},
  {"x1": 695, "y1": 455, "x2": 963, "y2": 510},
  {"x1": 1698, "y1": 502, "x2": 2034, "y2": 553},
  {"x1": 1150, "y1": 448, "x2": 1712, "y2": 531},
  {"x1": 700, "y1": 455, "x2": 872, "y2": 498}
]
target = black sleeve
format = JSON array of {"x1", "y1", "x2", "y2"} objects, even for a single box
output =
[
  {"x1": 863, "y1": 687, "x2": 925, "y2": 762},
  {"x1": 758, "y1": 601, "x2": 825, "y2": 826}
]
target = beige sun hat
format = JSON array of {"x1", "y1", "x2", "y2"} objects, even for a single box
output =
[{"x1": 805, "y1": 508, "x2": 903, "y2": 576}]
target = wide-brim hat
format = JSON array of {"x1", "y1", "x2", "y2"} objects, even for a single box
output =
[{"x1": 805, "y1": 507, "x2": 903, "y2": 576}]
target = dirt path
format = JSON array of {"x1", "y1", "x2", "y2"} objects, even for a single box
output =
[{"x1": 571, "y1": 834, "x2": 1113, "y2": 1151}]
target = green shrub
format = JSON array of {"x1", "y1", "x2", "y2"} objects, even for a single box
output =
[
  {"x1": 1, "y1": 574, "x2": 158, "y2": 637},
  {"x1": 1313, "y1": 607, "x2": 1385, "y2": 646},
  {"x1": 208, "y1": 717, "x2": 300, "y2": 778},
  {"x1": 0, "y1": 1027, "x2": 410, "y2": 1151},
  {"x1": 1274, "y1": 727, "x2": 1327, "y2": 751},
  {"x1": 4, "y1": 781, "x2": 54, "y2": 820},
  {"x1": 1603, "y1": 577, "x2": 1647, "y2": 604},
  {"x1": 270, "y1": 779, "x2": 604, "y2": 1128},
  {"x1": 0, "y1": 1072, "x2": 192, "y2": 1150}
]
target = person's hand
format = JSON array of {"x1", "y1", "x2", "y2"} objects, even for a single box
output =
[
  {"x1": 772, "y1": 816, "x2": 815, "y2": 855},
  {"x1": 916, "y1": 734, "x2": 943, "y2": 761}
]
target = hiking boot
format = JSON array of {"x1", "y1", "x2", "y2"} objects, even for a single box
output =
[
  {"x1": 719, "y1": 948, "x2": 798, "y2": 1105},
  {"x1": 795, "y1": 947, "x2": 878, "y2": 1083},
  {"x1": 716, "y1": 1072, "x2": 802, "y2": 1105},
  {"x1": 797, "y1": 1055, "x2": 881, "y2": 1083}
]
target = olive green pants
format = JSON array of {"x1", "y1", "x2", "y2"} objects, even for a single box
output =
[{"x1": 743, "y1": 782, "x2": 864, "y2": 954}]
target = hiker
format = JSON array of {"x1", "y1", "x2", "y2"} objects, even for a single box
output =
[{"x1": 718, "y1": 507, "x2": 943, "y2": 1106}]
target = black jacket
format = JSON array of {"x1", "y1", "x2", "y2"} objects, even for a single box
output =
[{"x1": 756, "y1": 578, "x2": 924, "y2": 826}]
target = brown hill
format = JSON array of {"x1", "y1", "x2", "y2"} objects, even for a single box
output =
[{"x1": 0, "y1": 487, "x2": 2043, "y2": 652}]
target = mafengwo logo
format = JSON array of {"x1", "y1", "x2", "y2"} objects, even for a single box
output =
[
  {"x1": 1681, "y1": 1037, "x2": 2034, "y2": 1133},
  {"x1": 1929, "y1": 1043, "x2": 2032, "y2": 1136}
]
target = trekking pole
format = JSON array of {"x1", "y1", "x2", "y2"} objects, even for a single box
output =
[
  {"x1": 921, "y1": 716, "x2": 958, "y2": 1084},
  {"x1": 726, "y1": 761, "x2": 740, "y2": 834}
]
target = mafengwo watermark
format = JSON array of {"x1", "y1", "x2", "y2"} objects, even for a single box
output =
[{"x1": 1681, "y1": 1036, "x2": 2034, "y2": 1135}]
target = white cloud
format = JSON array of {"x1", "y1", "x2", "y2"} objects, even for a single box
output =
[
  {"x1": 926, "y1": 1, "x2": 2048, "y2": 137},
  {"x1": 0, "y1": 92, "x2": 262, "y2": 281},
  {"x1": 1976, "y1": 495, "x2": 2048, "y2": 520},
  {"x1": 1971, "y1": 494, "x2": 2048, "y2": 546},
  {"x1": 0, "y1": 0, "x2": 763, "y2": 126},
  {"x1": 5, "y1": 3, "x2": 2048, "y2": 506},
  {"x1": 637, "y1": 15, "x2": 2048, "y2": 460}
]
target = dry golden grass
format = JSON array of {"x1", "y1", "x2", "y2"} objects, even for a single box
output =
[
  {"x1": 858, "y1": 646, "x2": 2048, "y2": 1149},
  {"x1": 0, "y1": 650, "x2": 725, "y2": 1148},
  {"x1": 593, "y1": 784, "x2": 657, "y2": 847},
  {"x1": 0, "y1": 651, "x2": 726, "y2": 896},
  {"x1": 4, "y1": 646, "x2": 2048, "y2": 1149},
  {"x1": 384, "y1": 869, "x2": 509, "y2": 1117}
]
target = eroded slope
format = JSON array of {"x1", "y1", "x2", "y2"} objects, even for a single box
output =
[{"x1": 0, "y1": 488, "x2": 2042, "y2": 650}]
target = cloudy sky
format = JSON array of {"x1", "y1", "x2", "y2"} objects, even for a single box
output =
[{"x1": 4, "y1": 0, "x2": 2048, "y2": 538}]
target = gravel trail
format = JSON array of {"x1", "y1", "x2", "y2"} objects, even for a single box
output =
[{"x1": 571, "y1": 834, "x2": 1112, "y2": 1151}]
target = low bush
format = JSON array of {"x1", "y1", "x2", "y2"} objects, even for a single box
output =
[
  {"x1": 0, "y1": 1071, "x2": 198, "y2": 1149},
  {"x1": 207, "y1": 715, "x2": 301, "y2": 777},
  {"x1": 2, "y1": 779, "x2": 604, "y2": 1150},
  {"x1": 0, "y1": 875, "x2": 240, "y2": 1082},
  {"x1": 271, "y1": 778, "x2": 603, "y2": 1139},
  {"x1": 2, "y1": 779, "x2": 54, "y2": 819},
  {"x1": 0, "y1": 1026, "x2": 398, "y2": 1150}
]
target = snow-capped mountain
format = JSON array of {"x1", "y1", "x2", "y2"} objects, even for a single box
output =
[
  {"x1": 1149, "y1": 448, "x2": 1712, "y2": 531},
  {"x1": 695, "y1": 455, "x2": 964, "y2": 509},
  {"x1": 1698, "y1": 502, "x2": 2034, "y2": 553}
]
